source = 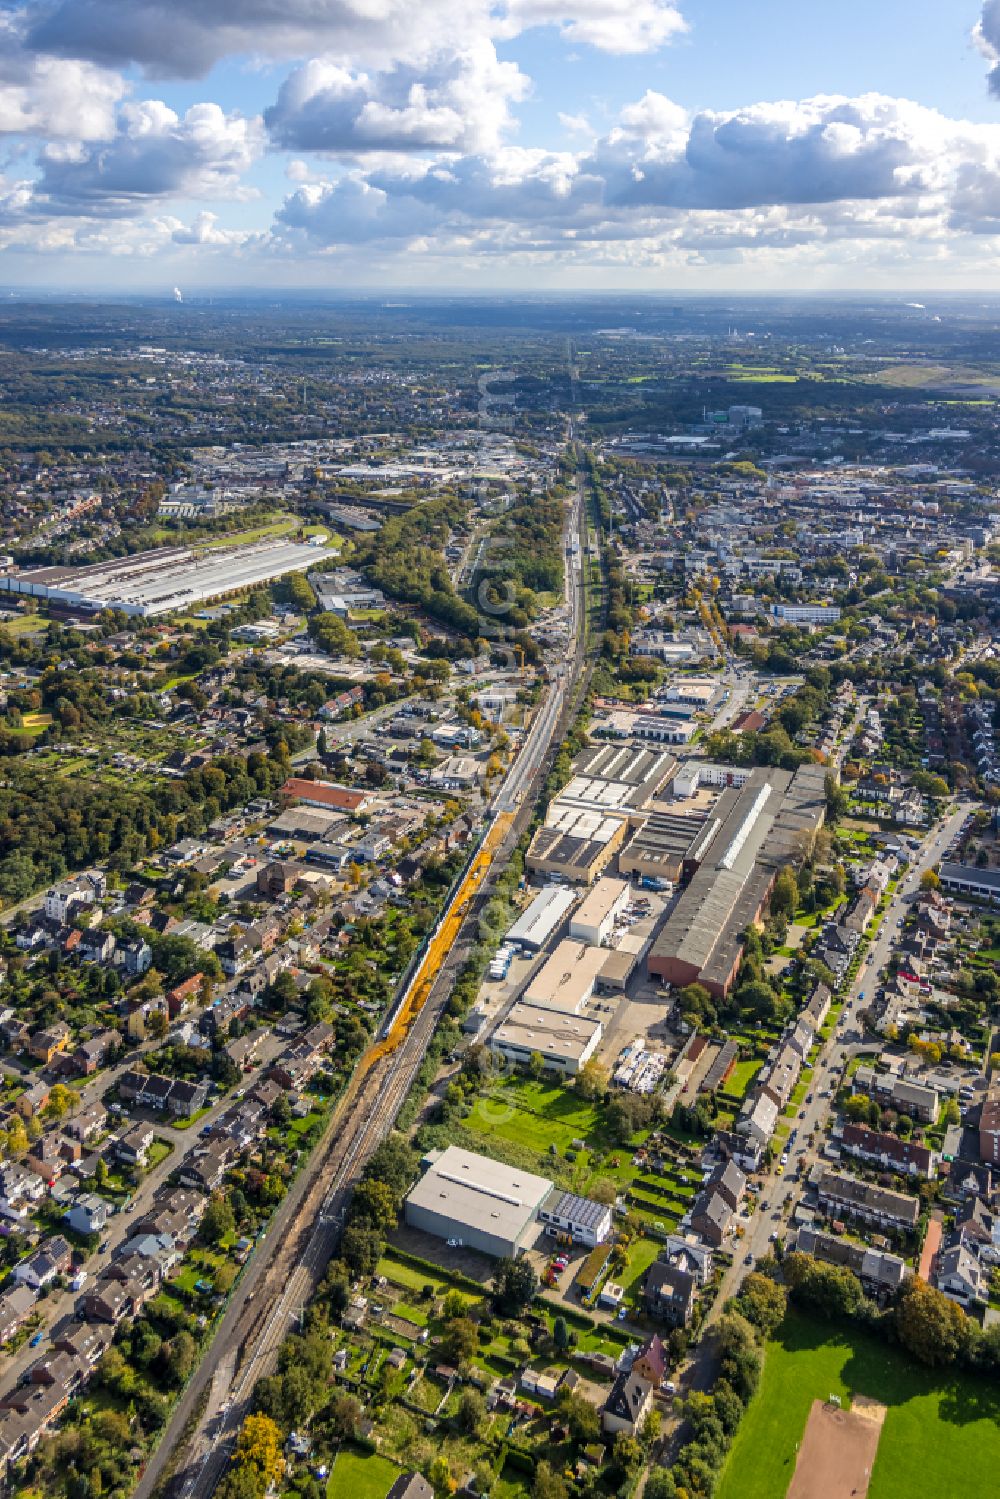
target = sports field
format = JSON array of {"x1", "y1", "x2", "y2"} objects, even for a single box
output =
[{"x1": 716, "y1": 1310, "x2": 1000, "y2": 1499}]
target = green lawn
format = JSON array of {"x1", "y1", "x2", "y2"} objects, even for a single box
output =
[
  {"x1": 717, "y1": 1309, "x2": 1000, "y2": 1499},
  {"x1": 326, "y1": 1448, "x2": 404, "y2": 1499},
  {"x1": 465, "y1": 1077, "x2": 618, "y2": 1160},
  {"x1": 617, "y1": 1236, "x2": 661, "y2": 1298},
  {"x1": 727, "y1": 1058, "x2": 762, "y2": 1099}
]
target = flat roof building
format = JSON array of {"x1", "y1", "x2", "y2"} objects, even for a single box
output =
[
  {"x1": 569, "y1": 877, "x2": 630, "y2": 947},
  {"x1": 0, "y1": 538, "x2": 337, "y2": 619},
  {"x1": 524, "y1": 940, "x2": 608, "y2": 1013},
  {"x1": 404, "y1": 1146, "x2": 552, "y2": 1259},
  {"x1": 491, "y1": 1002, "x2": 602, "y2": 1076},
  {"x1": 647, "y1": 763, "x2": 826, "y2": 998}
]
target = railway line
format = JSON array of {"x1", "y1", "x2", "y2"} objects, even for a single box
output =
[{"x1": 140, "y1": 459, "x2": 598, "y2": 1499}]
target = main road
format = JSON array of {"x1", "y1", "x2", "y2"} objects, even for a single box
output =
[{"x1": 136, "y1": 460, "x2": 595, "y2": 1499}]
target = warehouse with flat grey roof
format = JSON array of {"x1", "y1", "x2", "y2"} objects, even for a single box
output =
[
  {"x1": 506, "y1": 885, "x2": 578, "y2": 952},
  {"x1": 404, "y1": 1145, "x2": 553, "y2": 1259},
  {"x1": 0, "y1": 536, "x2": 336, "y2": 619}
]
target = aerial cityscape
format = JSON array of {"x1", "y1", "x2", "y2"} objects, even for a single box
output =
[{"x1": 2, "y1": 5, "x2": 1000, "y2": 1499}]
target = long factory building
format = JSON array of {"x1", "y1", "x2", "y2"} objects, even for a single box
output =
[
  {"x1": 647, "y1": 762, "x2": 828, "y2": 998},
  {"x1": 0, "y1": 537, "x2": 335, "y2": 619}
]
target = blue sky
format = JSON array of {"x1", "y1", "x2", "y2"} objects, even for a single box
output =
[{"x1": 2, "y1": 0, "x2": 1000, "y2": 288}]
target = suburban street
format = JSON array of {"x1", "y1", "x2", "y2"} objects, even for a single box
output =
[{"x1": 679, "y1": 798, "x2": 975, "y2": 1395}]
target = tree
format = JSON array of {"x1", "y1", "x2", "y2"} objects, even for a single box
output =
[
  {"x1": 492, "y1": 1256, "x2": 537, "y2": 1315},
  {"x1": 429, "y1": 1455, "x2": 456, "y2": 1498},
  {"x1": 166, "y1": 1330, "x2": 196, "y2": 1386},
  {"x1": 644, "y1": 1469, "x2": 678, "y2": 1499},
  {"x1": 735, "y1": 1272, "x2": 788, "y2": 1338},
  {"x1": 532, "y1": 1461, "x2": 568, "y2": 1499},
  {"x1": 576, "y1": 1058, "x2": 608, "y2": 1102},
  {"x1": 556, "y1": 1388, "x2": 600, "y2": 1445},
  {"x1": 457, "y1": 1389, "x2": 486, "y2": 1435},
  {"x1": 770, "y1": 866, "x2": 799, "y2": 920},
  {"x1": 842, "y1": 1093, "x2": 873, "y2": 1123},
  {"x1": 350, "y1": 1179, "x2": 398, "y2": 1235},
  {"x1": 782, "y1": 1253, "x2": 864, "y2": 1321},
  {"x1": 42, "y1": 1084, "x2": 74, "y2": 1124},
  {"x1": 441, "y1": 1315, "x2": 479, "y2": 1367},
  {"x1": 341, "y1": 1222, "x2": 384, "y2": 1278},
  {"x1": 327, "y1": 1392, "x2": 361, "y2": 1442},
  {"x1": 895, "y1": 1277, "x2": 972, "y2": 1367},
  {"x1": 528, "y1": 1050, "x2": 545, "y2": 1078},
  {"x1": 219, "y1": 1413, "x2": 284, "y2": 1499},
  {"x1": 920, "y1": 869, "x2": 941, "y2": 892},
  {"x1": 201, "y1": 1193, "x2": 236, "y2": 1246},
  {"x1": 553, "y1": 1315, "x2": 570, "y2": 1352}
]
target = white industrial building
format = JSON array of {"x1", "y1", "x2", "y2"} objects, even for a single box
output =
[
  {"x1": 491, "y1": 1002, "x2": 602, "y2": 1076},
  {"x1": 403, "y1": 1146, "x2": 552, "y2": 1259},
  {"x1": 506, "y1": 885, "x2": 578, "y2": 952},
  {"x1": 0, "y1": 537, "x2": 336, "y2": 619},
  {"x1": 569, "y1": 877, "x2": 630, "y2": 947},
  {"x1": 523, "y1": 940, "x2": 608, "y2": 1013}
]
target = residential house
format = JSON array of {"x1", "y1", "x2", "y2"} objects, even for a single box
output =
[
  {"x1": 538, "y1": 1189, "x2": 613, "y2": 1248},
  {"x1": 840, "y1": 1124, "x2": 937, "y2": 1180},
  {"x1": 602, "y1": 1371, "x2": 653, "y2": 1437},
  {"x1": 936, "y1": 1242, "x2": 988, "y2": 1306},
  {"x1": 631, "y1": 1335, "x2": 669, "y2": 1386},
  {"x1": 643, "y1": 1261, "x2": 696, "y2": 1327},
  {"x1": 0, "y1": 1285, "x2": 36, "y2": 1345},
  {"x1": 13, "y1": 1236, "x2": 73, "y2": 1291},
  {"x1": 690, "y1": 1189, "x2": 733, "y2": 1248},
  {"x1": 28, "y1": 1023, "x2": 71, "y2": 1066},
  {"x1": 816, "y1": 1170, "x2": 921, "y2": 1233},
  {"x1": 793, "y1": 1226, "x2": 909, "y2": 1300},
  {"x1": 115, "y1": 1124, "x2": 155, "y2": 1168},
  {"x1": 65, "y1": 1102, "x2": 107, "y2": 1144},
  {"x1": 64, "y1": 1194, "x2": 109, "y2": 1237}
]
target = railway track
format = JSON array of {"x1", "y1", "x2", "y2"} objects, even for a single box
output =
[{"x1": 140, "y1": 460, "x2": 600, "y2": 1499}]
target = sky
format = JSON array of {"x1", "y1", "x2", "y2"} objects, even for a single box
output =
[{"x1": 3, "y1": 0, "x2": 1000, "y2": 290}]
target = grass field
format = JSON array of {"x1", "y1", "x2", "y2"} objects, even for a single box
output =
[
  {"x1": 465, "y1": 1077, "x2": 608, "y2": 1156},
  {"x1": 326, "y1": 1448, "x2": 403, "y2": 1499},
  {"x1": 717, "y1": 1310, "x2": 1000, "y2": 1499},
  {"x1": 0, "y1": 614, "x2": 46, "y2": 638}
]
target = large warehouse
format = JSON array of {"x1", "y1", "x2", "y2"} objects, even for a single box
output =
[
  {"x1": 0, "y1": 536, "x2": 336, "y2": 619},
  {"x1": 647, "y1": 762, "x2": 827, "y2": 998},
  {"x1": 404, "y1": 1146, "x2": 553, "y2": 1259}
]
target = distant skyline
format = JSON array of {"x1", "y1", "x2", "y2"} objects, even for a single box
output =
[{"x1": 2, "y1": 1, "x2": 1000, "y2": 289}]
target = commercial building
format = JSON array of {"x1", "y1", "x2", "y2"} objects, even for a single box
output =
[
  {"x1": 569, "y1": 878, "x2": 630, "y2": 947},
  {"x1": 506, "y1": 886, "x2": 578, "y2": 952},
  {"x1": 491, "y1": 1003, "x2": 602, "y2": 1076},
  {"x1": 527, "y1": 740, "x2": 675, "y2": 885},
  {"x1": 523, "y1": 940, "x2": 608, "y2": 1013},
  {"x1": 619, "y1": 807, "x2": 707, "y2": 886},
  {"x1": 939, "y1": 862, "x2": 1000, "y2": 903},
  {"x1": 403, "y1": 1146, "x2": 552, "y2": 1259},
  {"x1": 647, "y1": 763, "x2": 826, "y2": 998},
  {"x1": 526, "y1": 811, "x2": 627, "y2": 886},
  {"x1": 0, "y1": 538, "x2": 336, "y2": 619},
  {"x1": 279, "y1": 778, "x2": 372, "y2": 815},
  {"x1": 771, "y1": 603, "x2": 842, "y2": 625}
]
